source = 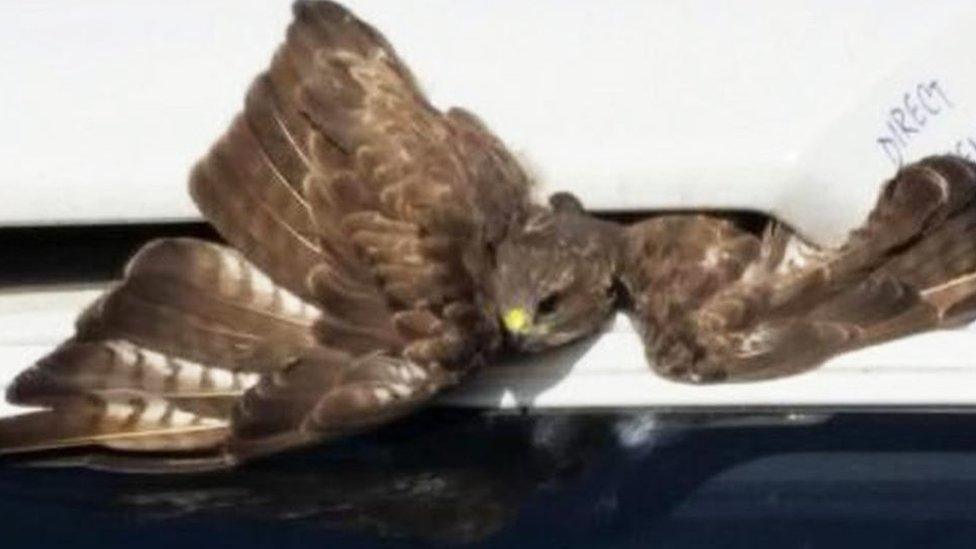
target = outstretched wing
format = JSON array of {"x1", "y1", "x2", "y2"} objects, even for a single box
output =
[
  {"x1": 624, "y1": 155, "x2": 976, "y2": 383},
  {"x1": 0, "y1": 0, "x2": 531, "y2": 468}
]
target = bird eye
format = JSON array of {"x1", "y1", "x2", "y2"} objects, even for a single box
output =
[{"x1": 537, "y1": 292, "x2": 561, "y2": 316}]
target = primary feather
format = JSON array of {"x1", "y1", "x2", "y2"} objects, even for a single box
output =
[{"x1": 622, "y1": 155, "x2": 976, "y2": 382}]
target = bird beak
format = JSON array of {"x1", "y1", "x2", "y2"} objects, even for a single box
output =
[{"x1": 502, "y1": 307, "x2": 532, "y2": 334}]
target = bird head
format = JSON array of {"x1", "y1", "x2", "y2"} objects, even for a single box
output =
[{"x1": 490, "y1": 193, "x2": 622, "y2": 353}]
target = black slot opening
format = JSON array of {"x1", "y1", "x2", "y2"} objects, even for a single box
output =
[{"x1": 0, "y1": 223, "x2": 219, "y2": 287}]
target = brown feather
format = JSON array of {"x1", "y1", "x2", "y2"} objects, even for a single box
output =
[
  {"x1": 190, "y1": 148, "x2": 323, "y2": 298},
  {"x1": 624, "y1": 155, "x2": 976, "y2": 382},
  {"x1": 9, "y1": 340, "x2": 259, "y2": 407},
  {"x1": 0, "y1": 395, "x2": 229, "y2": 455}
]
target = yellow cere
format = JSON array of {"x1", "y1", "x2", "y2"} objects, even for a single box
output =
[{"x1": 503, "y1": 307, "x2": 531, "y2": 333}]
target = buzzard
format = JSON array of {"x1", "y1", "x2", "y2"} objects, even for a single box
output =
[{"x1": 1, "y1": 1, "x2": 975, "y2": 471}]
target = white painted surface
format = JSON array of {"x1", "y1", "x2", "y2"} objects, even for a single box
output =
[
  {"x1": 2, "y1": 287, "x2": 976, "y2": 417},
  {"x1": 3, "y1": 1, "x2": 976, "y2": 245}
]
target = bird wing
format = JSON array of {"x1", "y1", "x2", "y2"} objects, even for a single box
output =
[
  {"x1": 0, "y1": 0, "x2": 532, "y2": 467},
  {"x1": 623, "y1": 155, "x2": 976, "y2": 382}
]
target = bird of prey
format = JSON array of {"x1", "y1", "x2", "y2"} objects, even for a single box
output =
[{"x1": 1, "y1": 1, "x2": 975, "y2": 472}]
